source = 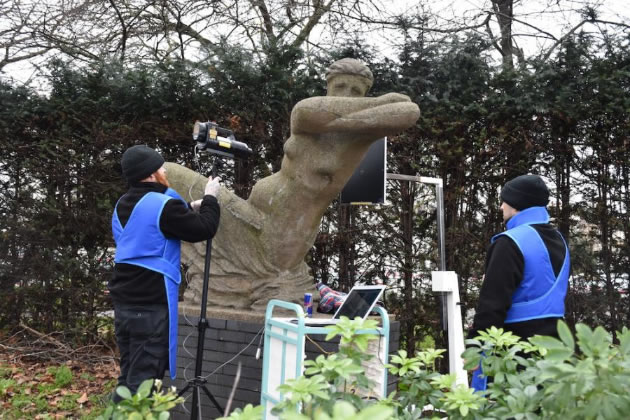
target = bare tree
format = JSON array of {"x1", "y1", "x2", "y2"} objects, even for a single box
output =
[
  {"x1": 0, "y1": 0, "x2": 60, "y2": 71},
  {"x1": 1, "y1": 0, "x2": 397, "y2": 74},
  {"x1": 353, "y1": 0, "x2": 629, "y2": 68},
  {"x1": 2, "y1": 0, "x2": 628, "y2": 79}
]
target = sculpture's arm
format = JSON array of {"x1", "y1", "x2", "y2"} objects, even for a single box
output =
[
  {"x1": 321, "y1": 102, "x2": 420, "y2": 136},
  {"x1": 163, "y1": 162, "x2": 264, "y2": 231},
  {"x1": 291, "y1": 93, "x2": 419, "y2": 135}
]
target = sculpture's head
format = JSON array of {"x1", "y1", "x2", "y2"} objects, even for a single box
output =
[{"x1": 325, "y1": 58, "x2": 373, "y2": 97}]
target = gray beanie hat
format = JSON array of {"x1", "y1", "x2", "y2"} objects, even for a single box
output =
[{"x1": 121, "y1": 145, "x2": 164, "y2": 182}]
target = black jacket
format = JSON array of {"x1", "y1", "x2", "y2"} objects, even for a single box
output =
[
  {"x1": 468, "y1": 222, "x2": 568, "y2": 340},
  {"x1": 108, "y1": 182, "x2": 220, "y2": 305}
]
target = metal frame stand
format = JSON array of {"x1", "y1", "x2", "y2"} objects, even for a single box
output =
[
  {"x1": 386, "y1": 173, "x2": 467, "y2": 386},
  {"x1": 260, "y1": 300, "x2": 391, "y2": 420},
  {"x1": 431, "y1": 271, "x2": 467, "y2": 385}
]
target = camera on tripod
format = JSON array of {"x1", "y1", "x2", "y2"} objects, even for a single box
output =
[
  {"x1": 181, "y1": 120, "x2": 254, "y2": 419},
  {"x1": 192, "y1": 121, "x2": 253, "y2": 159}
]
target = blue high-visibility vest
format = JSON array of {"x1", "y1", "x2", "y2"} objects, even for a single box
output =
[
  {"x1": 492, "y1": 206, "x2": 570, "y2": 323},
  {"x1": 112, "y1": 188, "x2": 185, "y2": 380}
]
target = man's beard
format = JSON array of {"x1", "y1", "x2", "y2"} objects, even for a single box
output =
[{"x1": 155, "y1": 171, "x2": 170, "y2": 188}]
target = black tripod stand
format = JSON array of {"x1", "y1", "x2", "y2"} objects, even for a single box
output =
[
  {"x1": 179, "y1": 122, "x2": 253, "y2": 419},
  {"x1": 178, "y1": 162, "x2": 224, "y2": 420}
]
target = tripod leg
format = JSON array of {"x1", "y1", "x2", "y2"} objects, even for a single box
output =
[
  {"x1": 196, "y1": 387, "x2": 203, "y2": 420},
  {"x1": 187, "y1": 385, "x2": 205, "y2": 420},
  {"x1": 177, "y1": 383, "x2": 191, "y2": 397},
  {"x1": 201, "y1": 384, "x2": 224, "y2": 414}
]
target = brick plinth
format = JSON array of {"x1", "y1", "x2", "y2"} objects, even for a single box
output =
[{"x1": 163, "y1": 304, "x2": 400, "y2": 419}]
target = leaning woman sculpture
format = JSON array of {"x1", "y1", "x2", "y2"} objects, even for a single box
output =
[{"x1": 164, "y1": 58, "x2": 421, "y2": 309}]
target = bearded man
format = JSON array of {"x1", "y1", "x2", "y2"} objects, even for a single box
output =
[{"x1": 109, "y1": 145, "x2": 221, "y2": 400}]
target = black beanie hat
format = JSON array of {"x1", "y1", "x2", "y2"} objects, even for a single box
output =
[
  {"x1": 500, "y1": 174, "x2": 549, "y2": 210},
  {"x1": 121, "y1": 145, "x2": 165, "y2": 182}
]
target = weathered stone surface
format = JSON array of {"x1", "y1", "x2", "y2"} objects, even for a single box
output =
[{"x1": 166, "y1": 59, "x2": 420, "y2": 310}]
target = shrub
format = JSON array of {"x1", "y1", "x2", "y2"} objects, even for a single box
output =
[
  {"x1": 218, "y1": 404, "x2": 265, "y2": 419},
  {"x1": 97, "y1": 378, "x2": 184, "y2": 420},
  {"x1": 221, "y1": 318, "x2": 630, "y2": 419},
  {"x1": 463, "y1": 321, "x2": 630, "y2": 418}
]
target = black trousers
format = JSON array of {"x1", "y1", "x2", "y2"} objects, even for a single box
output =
[{"x1": 113, "y1": 302, "x2": 169, "y2": 401}]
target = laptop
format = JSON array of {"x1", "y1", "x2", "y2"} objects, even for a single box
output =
[{"x1": 291, "y1": 285, "x2": 386, "y2": 326}]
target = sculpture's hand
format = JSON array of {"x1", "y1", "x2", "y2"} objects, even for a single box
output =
[
  {"x1": 291, "y1": 94, "x2": 418, "y2": 135},
  {"x1": 318, "y1": 100, "x2": 420, "y2": 135},
  {"x1": 375, "y1": 92, "x2": 412, "y2": 105}
]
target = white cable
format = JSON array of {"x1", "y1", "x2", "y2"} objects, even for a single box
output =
[
  {"x1": 187, "y1": 144, "x2": 206, "y2": 202},
  {"x1": 255, "y1": 328, "x2": 265, "y2": 360},
  {"x1": 176, "y1": 326, "x2": 265, "y2": 415},
  {"x1": 180, "y1": 269, "x2": 202, "y2": 385},
  {"x1": 201, "y1": 326, "x2": 265, "y2": 380}
]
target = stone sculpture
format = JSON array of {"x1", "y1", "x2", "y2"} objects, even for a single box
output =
[{"x1": 165, "y1": 58, "x2": 420, "y2": 310}]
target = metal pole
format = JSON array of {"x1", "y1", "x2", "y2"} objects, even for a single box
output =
[
  {"x1": 178, "y1": 161, "x2": 224, "y2": 419},
  {"x1": 386, "y1": 173, "x2": 448, "y2": 330},
  {"x1": 435, "y1": 184, "x2": 446, "y2": 271},
  {"x1": 435, "y1": 183, "x2": 448, "y2": 331}
]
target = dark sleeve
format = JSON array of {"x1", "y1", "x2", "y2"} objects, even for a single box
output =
[
  {"x1": 468, "y1": 236, "x2": 524, "y2": 339},
  {"x1": 159, "y1": 195, "x2": 221, "y2": 242}
]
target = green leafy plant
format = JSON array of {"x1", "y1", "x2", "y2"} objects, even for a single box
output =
[
  {"x1": 462, "y1": 326, "x2": 543, "y2": 386},
  {"x1": 462, "y1": 321, "x2": 630, "y2": 419},
  {"x1": 304, "y1": 354, "x2": 364, "y2": 384},
  {"x1": 275, "y1": 375, "x2": 331, "y2": 415},
  {"x1": 385, "y1": 348, "x2": 446, "y2": 415},
  {"x1": 269, "y1": 317, "x2": 382, "y2": 418},
  {"x1": 323, "y1": 317, "x2": 379, "y2": 352},
  {"x1": 280, "y1": 400, "x2": 394, "y2": 420},
  {"x1": 221, "y1": 319, "x2": 630, "y2": 419},
  {"x1": 217, "y1": 403, "x2": 265, "y2": 420},
  {"x1": 439, "y1": 385, "x2": 485, "y2": 419},
  {"x1": 97, "y1": 378, "x2": 184, "y2": 420}
]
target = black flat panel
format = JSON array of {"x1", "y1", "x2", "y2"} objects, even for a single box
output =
[{"x1": 340, "y1": 138, "x2": 386, "y2": 204}]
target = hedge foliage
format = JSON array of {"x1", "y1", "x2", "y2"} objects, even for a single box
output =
[{"x1": 0, "y1": 33, "x2": 628, "y2": 351}]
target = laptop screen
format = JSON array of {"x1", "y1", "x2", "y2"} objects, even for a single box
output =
[{"x1": 333, "y1": 287, "x2": 383, "y2": 320}]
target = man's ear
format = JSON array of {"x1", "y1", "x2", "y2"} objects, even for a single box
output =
[{"x1": 140, "y1": 173, "x2": 158, "y2": 183}]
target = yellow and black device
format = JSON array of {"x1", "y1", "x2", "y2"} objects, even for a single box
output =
[{"x1": 192, "y1": 121, "x2": 253, "y2": 159}]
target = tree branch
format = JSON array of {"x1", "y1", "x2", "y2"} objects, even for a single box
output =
[
  {"x1": 540, "y1": 18, "x2": 589, "y2": 61},
  {"x1": 489, "y1": 6, "x2": 558, "y2": 42},
  {"x1": 291, "y1": 0, "x2": 337, "y2": 49},
  {"x1": 107, "y1": 0, "x2": 127, "y2": 61},
  {"x1": 328, "y1": 10, "x2": 492, "y2": 35},
  {"x1": 249, "y1": 0, "x2": 277, "y2": 45},
  {"x1": 484, "y1": 12, "x2": 503, "y2": 55}
]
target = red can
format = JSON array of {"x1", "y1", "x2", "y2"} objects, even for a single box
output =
[{"x1": 304, "y1": 293, "x2": 313, "y2": 318}]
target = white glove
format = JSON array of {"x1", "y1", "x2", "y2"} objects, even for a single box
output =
[
  {"x1": 190, "y1": 199, "x2": 202, "y2": 211},
  {"x1": 204, "y1": 177, "x2": 221, "y2": 197}
]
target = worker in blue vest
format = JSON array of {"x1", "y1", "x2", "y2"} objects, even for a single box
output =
[
  {"x1": 468, "y1": 174, "x2": 570, "y2": 391},
  {"x1": 109, "y1": 145, "x2": 221, "y2": 401}
]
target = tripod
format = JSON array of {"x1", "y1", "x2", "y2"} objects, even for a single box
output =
[
  {"x1": 178, "y1": 162, "x2": 224, "y2": 420},
  {"x1": 179, "y1": 118, "x2": 252, "y2": 418}
]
